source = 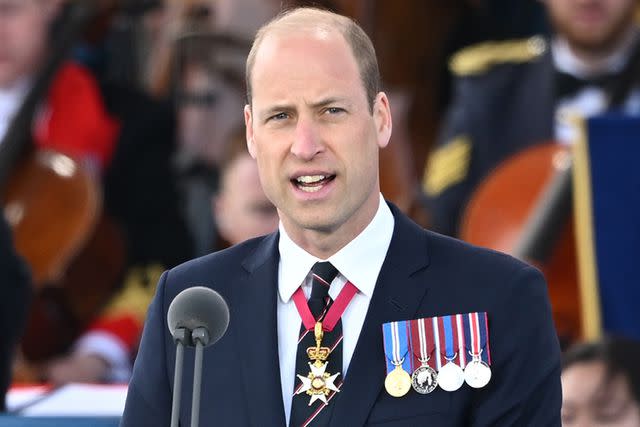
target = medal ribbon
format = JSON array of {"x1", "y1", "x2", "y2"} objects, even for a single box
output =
[
  {"x1": 443, "y1": 315, "x2": 455, "y2": 359},
  {"x1": 462, "y1": 312, "x2": 491, "y2": 365},
  {"x1": 292, "y1": 281, "x2": 358, "y2": 332},
  {"x1": 409, "y1": 318, "x2": 436, "y2": 370},
  {"x1": 437, "y1": 315, "x2": 460, "y2": 368},
  {"x1": 382, "y1": 321, "x2": 411, "y2": 374},
  {"x1": 456, "y1": 314, "x2": 467, "y2": 368},
  {"x1": 432, "y1": 317, "x2": 442, "y2": 369}
]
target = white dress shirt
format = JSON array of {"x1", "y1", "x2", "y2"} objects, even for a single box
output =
[{"x1": 277, "y1": 194, "x2": 394, "y2": 425}]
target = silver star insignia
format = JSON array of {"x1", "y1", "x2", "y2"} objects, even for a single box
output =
[{"x1": 296, "y1": 361, "x2": 340, "y2": 405}]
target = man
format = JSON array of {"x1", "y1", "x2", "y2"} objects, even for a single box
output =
[
  {"x1": 121, "y1": 7, "x2": 561, "y2": 426},
  {"x1": 423, "y1": 0, "x2": 640, "y2": 236}
]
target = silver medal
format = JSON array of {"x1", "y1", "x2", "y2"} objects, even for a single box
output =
[
  {"x1": 411, "y1": 365, "x2": 438, "y2": 394},
  {"x1": 463, "y1": 359, "x2": 492, "y2": 388},
  {"x1": 438, "y1": 361, "x2": 464, "y2": 392}
]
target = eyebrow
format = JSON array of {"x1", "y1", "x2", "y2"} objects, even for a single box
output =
[
  {"x1": 307, "y1": 97, "x2": 350, "y2": 109},
  {"x1": 259, "y1": 97, "x2": 351, "y2": 119}
]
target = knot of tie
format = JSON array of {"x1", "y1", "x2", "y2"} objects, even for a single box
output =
[{"x1": 309, "y1": 262, "x2": 339, "y2": 318}]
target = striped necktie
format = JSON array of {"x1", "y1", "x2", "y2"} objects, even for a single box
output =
[{"x1": 290, "y1": 262, "x2": 342, "y2": 427}]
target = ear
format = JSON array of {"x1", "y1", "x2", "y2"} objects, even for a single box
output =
[
  {"x1": 244, "y1": 104, "x2": 257, "y2": 159},
  {"x1": 373, "y1": 92, "x2": 392, "y2": 149}
]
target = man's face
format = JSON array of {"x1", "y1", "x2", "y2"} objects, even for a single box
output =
[
  {"x1": 0, "y1": 0, "x2": 52, "y2": 88},
  {"x1": 546, "y1": 0, "x2": 637, "y2": 53},
  {"x1": 178, "y1": 64, "x2": 244, "y2": 166},
  {"x1": 244, "y1": 29, "x2": 391, "y2": 249},
  {"x1": 214, "y1": 154, "x2": 278, "y2": 245}
]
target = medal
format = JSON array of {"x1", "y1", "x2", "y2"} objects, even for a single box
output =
[
  {"x1": 437, "y1": 357, "x2": 465, "y2": 391},
  {"x1": 463, "y1": 356, "x2": 491, "y2": 388},
  {"x1": 385, "y1": 362, "x2": 412, "y2": 397},
  {"x1": 434, "y1": 315, "x2": 464, "y2": 392},
  {"x1": 295, "y1": 322, "x2": 340, "y2": 405},
  {"x1": 292, "y1": 282, "x2": 359, "y2": 407},
  {"x1": 411, "y1": 363, "x2": 438, "y2": 394},
  {"x1": 409, "y1": 318, "x2": 438, "y2": 394},
  {"x1": 462, "y1": 312, "x2": 492, "y2": 388},
  {"x1": 382, "y1": 321, "x2": 412, "y2": 397}
]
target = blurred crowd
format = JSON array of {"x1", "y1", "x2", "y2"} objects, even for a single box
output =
[{"x1": 1, "y1": 0, "x2": 639, "y2": 424}]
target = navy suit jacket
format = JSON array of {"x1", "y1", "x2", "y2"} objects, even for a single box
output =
[{"x1": 121, "y1": 204, "x2": 561, "y2": 426}]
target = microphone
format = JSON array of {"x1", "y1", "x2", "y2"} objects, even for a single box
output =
[{"x1": 167, "y1": 286, "x2": 230, "y2": 427}]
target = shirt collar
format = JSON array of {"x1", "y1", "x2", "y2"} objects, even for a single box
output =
[
  {"x1": 278, "y1": 194, "x2": 394, "y2": 303},
  {"x1": 0, "y1": 78, "x2": 30, "y2": 118},
  {"x1": 0, "y1": 78, "x2": 31, "y2": 144}
]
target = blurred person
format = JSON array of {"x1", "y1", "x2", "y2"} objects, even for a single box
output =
[
  {"x1": 1, "y1": 0, "x2": 117, "y2": 386},
  {"x1": 0, "y1": 216, "x2": 31, "y2": 411},
  {"x1": 423, "y1": 0, "x2": 640, "y2": 237},
  {"x1": 213, "y1": 130, "x2": 278, "y2": 248},
  {"x1": 141, "y1": 0, "x2": 279, "y2": 98},
  {"x1": 1, "y1": 0, "x2": 192, "y2": 385},
  {"x1": 562, "y1": 336, "x2": 640, "y2": 426},
  {"x1": 0, "y1": 0, "x2": 119, "y2": 171},
  {"x1": 174, "y1": 37, "x2": 247, "y2": 256}
]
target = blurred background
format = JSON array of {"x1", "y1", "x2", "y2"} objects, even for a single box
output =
[{"x1": 1, "y1": 0, "x2": 639, "y2": 424}]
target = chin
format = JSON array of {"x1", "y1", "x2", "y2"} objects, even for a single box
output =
[{"x1": 565, "y1": 21, "x2": 631, "y2": 54}]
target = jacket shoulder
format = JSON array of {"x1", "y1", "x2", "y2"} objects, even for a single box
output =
[
  {"x1": 164, "y1": 235, "x2": 272, "y2": 289},
  {"x1": 425, "y1": 229, "x2": 537, "y2": 289},
  {"x1": 450, "y1": 36, "x2": 547, "y2": 77}
]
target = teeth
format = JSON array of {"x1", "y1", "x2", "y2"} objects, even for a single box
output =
[
  {"x1": 300, "y1": 185, "x2": 322, "y2": 193},
  {"x1": 296, "y1": 175, "x2": 326, "y2": 184}
]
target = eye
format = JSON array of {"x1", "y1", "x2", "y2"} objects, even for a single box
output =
[
  {"x1": 325, "y1": 107, "x2": 345, "y2": 115},
  {"x1": 269, "y1": 112, "x2": 289, "y2": 121}
]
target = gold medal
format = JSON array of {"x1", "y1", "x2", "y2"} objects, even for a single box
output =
[{"x1": 384, "y1": 364, "x2": 412, "y2": 397}]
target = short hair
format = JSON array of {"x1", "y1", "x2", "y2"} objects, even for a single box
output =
[
  {"x1": 245, "y1": 7, "x2": 380, "y2": 112},
  {"x1": 562, "y1": 335, "x2": 640, "y2": 405}
]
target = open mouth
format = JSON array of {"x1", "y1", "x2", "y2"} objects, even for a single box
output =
[{"x1": 292, "y1": 175, "x2": 336, "y2": 193}]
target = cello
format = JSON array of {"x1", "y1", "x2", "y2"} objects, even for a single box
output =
[
  {"x1": 1, "y1": 0, "x2": 126, "y2": 380},
  {"x1": 459, "y1": 35, "x2": 640, "y2": 346},
  {"x1": 460, "y1": 142, "x2": 581, "y2": 345}
]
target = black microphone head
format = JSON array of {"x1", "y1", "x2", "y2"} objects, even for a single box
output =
[{"x1": 167, "y1": 286, "x2": 230, "y2": 347}]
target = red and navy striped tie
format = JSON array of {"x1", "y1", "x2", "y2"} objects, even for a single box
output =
[{"x1": 290, "y1": 262, "x2": 342, "y2": 427}]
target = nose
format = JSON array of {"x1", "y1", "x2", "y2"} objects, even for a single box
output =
[{"x1": 290, "y1": 116, "x2": 323, "y2": 161}]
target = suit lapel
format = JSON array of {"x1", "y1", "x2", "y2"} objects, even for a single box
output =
[
  {"x1": 330, "y1": 208, "x2": 432, "y2": 426},
  {"x1": 232, "y1": 233, "x2": 287, "y2": 426}
]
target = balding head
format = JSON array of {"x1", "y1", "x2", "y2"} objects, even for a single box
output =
[{"x1": 245, "y1": 7, "x2": 380, "y2": 112}]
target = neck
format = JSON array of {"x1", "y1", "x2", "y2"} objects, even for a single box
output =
[{"x1": 281, "y1": 194, "x2": 381, "y2": 260}]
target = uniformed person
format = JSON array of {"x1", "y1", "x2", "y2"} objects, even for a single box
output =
[{"x1": 423, "y1": 0, "x2": 640, "y2": 236}]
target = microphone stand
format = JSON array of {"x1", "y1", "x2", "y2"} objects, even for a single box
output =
[
  {"x1": 171, "y1": 328, "x2": 189, "y2": 427},
  {"x1": 190, "y1": 327, "x2": 210, "y2": 427}
]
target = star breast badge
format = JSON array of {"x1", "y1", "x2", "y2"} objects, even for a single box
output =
[
  {"x1": 295, "y1": 322, "x2": 341, "y2": 405},
  {"x1": 296, "y1": 361, "x2": 340, "y2": 405}
]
